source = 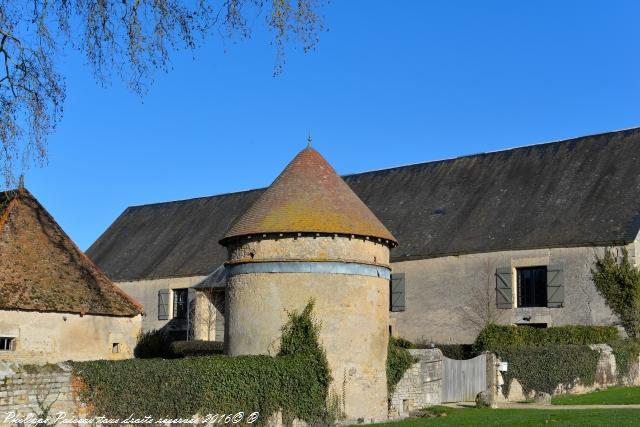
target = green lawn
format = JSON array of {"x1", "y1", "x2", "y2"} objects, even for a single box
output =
[
  {"x1": 552, "y1": 387, "x2": 640, "y2": 405},
  {"x1": 376, "y1": 407, "x2": 640, "y2": 426}
]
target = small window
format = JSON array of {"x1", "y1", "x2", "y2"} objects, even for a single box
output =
[
  {"x1": 112, "y1": 343, "x2": 120, "y2": 354},
  {"x1": 173, "y1": 288, "x2": 189, "y2": 320},
  {"x1": 0, "y1": 337, "x2": 15, "y2": 351},
  {"x1": 517, "y1": 267, "x2": 547, "y2": 308}
]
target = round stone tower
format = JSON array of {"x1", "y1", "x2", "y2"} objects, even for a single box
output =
[{"x1": 219, "y1": 146, "x2": 397, "y2": 422}]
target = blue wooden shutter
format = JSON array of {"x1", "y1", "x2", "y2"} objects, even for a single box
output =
[
  {"x1": 390, "y1": 273, "x2": 406, "y2": 312},
  {"x1": 546, "y1": 265, "x2": 564, "y2": 308},
  {"x1": 158, "y1": 289, "x2": 169, "y2": 320},
  {"x1": 495, "y1": 267, "x2": 513, "y2": 309}
]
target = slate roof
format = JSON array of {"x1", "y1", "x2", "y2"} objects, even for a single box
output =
[
  {"x1": 0, "y1": 189, "x2": 142, "y2": 316},
  {"x1": 222, "y1": 146, "x2": 396, "y2": 245},
  {"x1": 87, "y1": 127, "x2": 640, "y2": 282}
]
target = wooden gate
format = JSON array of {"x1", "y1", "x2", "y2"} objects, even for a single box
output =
[{"x1": 441, "y1": 354, "x2": 487, "y2": 402}]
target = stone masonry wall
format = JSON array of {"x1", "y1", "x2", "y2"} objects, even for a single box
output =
[
  {"x1": 389, "y1": 349, "x2": 442, "y2": 419},
  {"x1": 0, "y1": 362, "x2": 80, "y2": 424},
  {"x1": 227, "y1": 236, "x2": 390, "y2": 266},
  {"x1": 226, "y1": 235, "x2": 391, "y2": 423},
  {"x1": 0, "y1": 311, "x2": 140, "y2": 364},
  {"x1": 390, "y1": 244, "x2": 634, "y2": 344},
  {"x1": 117, "y1": 275, "x2": 206, "y2": 333}
]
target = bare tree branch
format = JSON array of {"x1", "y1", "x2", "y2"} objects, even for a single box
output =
[
  {"x1": 460, "y1": 259, "x2": 507, "y2": 332},
  {"x1": 0, "y1": 0, "x2": 325, "y2": 188}
]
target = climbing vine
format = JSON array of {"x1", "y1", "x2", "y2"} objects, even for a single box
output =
[{"x1": 386, "y1": 337, "x2": 415, "y2": 394}]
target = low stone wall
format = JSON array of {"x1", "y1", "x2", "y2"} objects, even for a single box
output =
[
  {"x1": 495, "y1": 344, "x2": 640, "y2": 402},
  {"x1": 388, "y1": 348, "x2": 442, "y2": 419},
  {"x1": 0, "y1": 362, "x2": 81, "y2": 424}
]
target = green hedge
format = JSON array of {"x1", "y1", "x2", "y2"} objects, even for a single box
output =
[
  {"x1": 73, "y1": 302, "x2": 334, "y2": 425},
  {"x1": 473, "y1": 324, "x2": 619, "y2": 354},
  {"x1": 386, "y1": 337, "x2": 415, "y2": 394},
  {"x1": 498, "y1": 345, "x2": 600, "y2": 396},
  {"x1": 170, "y1": 340, "x2": 224, "y2": 357}
]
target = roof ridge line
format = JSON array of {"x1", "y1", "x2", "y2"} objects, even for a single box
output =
[
  {"x1": 343, "y1": 125, "x2": 640, "y2": 177},
  {"x1": 127, "y1": 186, "x2": 266, "y2": 209},
  {"x1": 124, "y1": 125, "x2": 640, "y2": 209}
]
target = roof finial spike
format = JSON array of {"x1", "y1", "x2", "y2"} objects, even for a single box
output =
[
  {"x1": 18, "y1": 174, "x2": 25, "y2": 191},
  {"x1": 307, "y1": 132, "x2": 312, "y2": 148}
]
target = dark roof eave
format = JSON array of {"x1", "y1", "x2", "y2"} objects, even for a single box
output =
[
  {"x1": 219, "y1": 231, "x2": 398, "y2": 248},
  {"x1": 0, "y1": 306, "x2": 143, "y2": 318},
  {"x1": 110, "y1": 239, "x2": 636, "y2": 282}
]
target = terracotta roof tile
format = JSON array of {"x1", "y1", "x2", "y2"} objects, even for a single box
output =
[
  {"x1": 220, "y1": 147, "x2": 397, "y2": 245},
  {"x1": 0, "y1": 189, "x2": 142, "y2": 316}
]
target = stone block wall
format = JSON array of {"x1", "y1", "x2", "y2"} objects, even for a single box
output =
[
  {"x1": 117, "y1": 275, "x2": 205, "y2": 333},
  {"x1": 388, "y1": 348, "x2": 442, "y2": 419},
  {"x1": 390, "y1": 244, "x2": 629, "y2": 344},
  {"x1": 0, "y1": 311, "x2": 141, "y2": 364},
  {"x1": 226, "y1": 235, "x2": 392, "y2": 422},
  {"x1": 0, "y1": 362, "x2": 80, "y2": 423}
]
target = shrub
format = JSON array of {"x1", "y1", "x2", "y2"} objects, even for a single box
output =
[
  {"x1": 473, "y1": 324, "x2": 620, "y2": 354},
  {"x1": 609, "y1": 339, "x2": 640, "y2": 383},
  {"x1": 387, "y1": 337, "x2": 415, "y2": 394},
  {"x1": 592, "y1": 248, "x2": 640, "y2": 339},
  {"x1": 498, "y1": 345, "x2": 600, "y2": 396},
  {"x1": 391, "y1": 337, "x2": 415, "y2": 349},
  {"x1": 73, "y1": 301, "x2": 333, "y2": 425},
  {"x1": 133, "y1": 328, "x2": 175, "y2": 359},
  {"x1": 434, "y1": 344, "x2": 476, "y2": 360},
  {"x1": 169, "y1": 340, "x2": 224, "y2": 357}
]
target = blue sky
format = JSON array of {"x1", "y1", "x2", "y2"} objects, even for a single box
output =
[{"x1": 23, "y1": 1, "x2": 640, "y2": 250}]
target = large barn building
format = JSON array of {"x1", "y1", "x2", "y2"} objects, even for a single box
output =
[{"x1": 87, "y1": 128, "x2": 640, "y2": 344}]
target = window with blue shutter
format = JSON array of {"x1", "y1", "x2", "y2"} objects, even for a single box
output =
[
  {"x1": 546, "y1": 265, "x2": 564, "y2": 308},
  {"x1": 390, "y1": 273, "x2": 406, "y2": 312},
  {"x1": 495, "y1": 267, "x2": 513, "y2": 309},
  {"x1": 158, "y1": 289, "x2": 169, "y2": 320}
]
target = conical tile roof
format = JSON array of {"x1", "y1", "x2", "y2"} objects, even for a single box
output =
[{"x1": 221, "y1": 147, "x2": 397, "y2": 245}]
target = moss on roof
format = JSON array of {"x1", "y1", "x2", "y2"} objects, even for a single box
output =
[
  {"x1": 221, "y1": 147, "x2": 397, "y2": 245},
  {"x1": 0, "y1": 189, "x2": 142, "y2": 317}
]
